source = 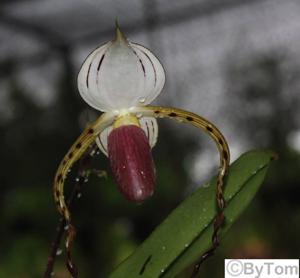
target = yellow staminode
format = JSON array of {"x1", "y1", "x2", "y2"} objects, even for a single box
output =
[{"x1": 113, "y1": 113, "x2": 140, "y2": 129}]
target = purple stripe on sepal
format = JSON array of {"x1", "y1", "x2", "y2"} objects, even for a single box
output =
[{"x1": 108, "y1": 125, "x2": 156, "y2": 202}]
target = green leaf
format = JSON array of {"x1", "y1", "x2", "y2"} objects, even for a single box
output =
[{"x1": 109, "y1": 150, "x2": 275, "y2": 278}]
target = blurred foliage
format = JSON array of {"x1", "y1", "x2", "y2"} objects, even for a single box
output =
[{"x1": 1, "y1": 15, "x2": 300, "y2": 278}]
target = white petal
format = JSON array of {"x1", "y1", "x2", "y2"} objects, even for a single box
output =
[
  {"x1": 139, "y1": 116, "x2": 158, "y2": 148},
  {"x1": 95, "y1": 125, "x2": 113, "y2": 156},
  {"x1": 77, "y1": 27, "x2": 165, "y2": 112}
]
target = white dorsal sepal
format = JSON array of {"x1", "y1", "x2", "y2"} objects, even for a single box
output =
[
  {"x1": 77, "y1": 26, "x2": 165, "y2": 112},
  {"x1": 77, "y1": 43, "x2": 111, "y2": 111}
]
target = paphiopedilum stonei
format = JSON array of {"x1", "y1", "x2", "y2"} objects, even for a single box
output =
[{"x1": 53, "y1": 24, "x2": 230, "y2": 277}]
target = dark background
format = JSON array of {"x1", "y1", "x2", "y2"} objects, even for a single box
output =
[{"x1": 1, "y1": 0, "x2": 300, "y2": 277}]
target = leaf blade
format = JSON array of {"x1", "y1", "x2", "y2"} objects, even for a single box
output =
[{"x1": 109, "y1": 150, "x2": 275, "y2": 278}]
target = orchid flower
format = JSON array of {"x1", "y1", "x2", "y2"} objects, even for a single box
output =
[{"x1": 53, "y1": 24, "x2": 230, "y2": 277}]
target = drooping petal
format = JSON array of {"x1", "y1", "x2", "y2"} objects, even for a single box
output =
[
  {"x1": 77, "y1": 26, "x2": 165, "y2": 112},
  {"x1": 108, "y1": 125, "x2": 156, "y2": 202}
]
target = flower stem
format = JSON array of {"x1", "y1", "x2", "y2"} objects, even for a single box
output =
[{"x1": 44, "y1": 144, "x2": 98, "y2": 278}]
